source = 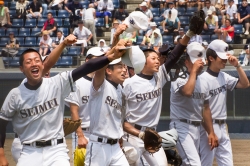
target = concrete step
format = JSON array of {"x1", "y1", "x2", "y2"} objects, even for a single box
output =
[
  {"x1": 126, "y1": 4, "x2": 139, "y2": 10},
  {"x1": 126, "y1": 0, "x2": 142, "y2": 4},
  {"x1": 104, "y1": 32, "x2": 111, "y2": 36}
]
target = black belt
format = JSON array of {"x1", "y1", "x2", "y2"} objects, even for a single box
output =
[
  {"x1": 24, "y1": 138, "x2": 64, "y2": 147},
  {"x1": 134, "y1": 124, "x2": 155, "y2": 131},
  {"x1": 180, "y1": 119, "x2": 201, "y2": 126},
  {"x1": 97, "y1": 137, "x2": 118, "y2": 145},
  {"x1": 15, "y1": 133, "x2": 18, "y2": 138},
  {"x1": 214, "y1": 119, "x2": 226, "y2": 125},
  {"x1": 82, "y1": 128, "x2": 89, "y2": 131}
]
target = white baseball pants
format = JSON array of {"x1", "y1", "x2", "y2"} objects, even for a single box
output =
[{"x1": 11, "y1": 138, "x2": 22, "y2": 163}]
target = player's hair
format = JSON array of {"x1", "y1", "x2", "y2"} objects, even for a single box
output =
[
  {"x1": 205, "y1": 0, "x2": 211, "y2": 3},
  {"x1": 86, "y1": 54, "x2": 95, "y2": 60},
  {"x1": 19, "y1": 48, "x2": 43, "y2": 67},
  {"x1": 105, "y1": 65, "x2": 114, "y2": 78},
  {"x1": 144, "y1": 50, "x2": 159, "y2": 58},
  {"x1": 206, "y1": 48, "x2": 218, "y2": 66}
]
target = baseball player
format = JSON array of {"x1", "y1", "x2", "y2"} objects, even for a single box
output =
[
  {"x1": 0, "y1": 37, "x2": 127, "y2": 166},
  {"x1": 64, "y1": 47, "x2": 105, "y2": 157},
  {"x1": 199, "y1": 40, "x2": 249, "y2": 166},
  {"x1": 169, "y1": 42, "x2": 218, "y2": 166}
]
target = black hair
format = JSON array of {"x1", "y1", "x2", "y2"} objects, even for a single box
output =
[
  {"x1": 119, "y1": 5, "x2": 124, "y2": 9},
  {"x1": 86, "y1": 54, "x2": 95, "y2": 60},
  {"x1": 205, "y1": 0, "x2": 211, "y2": 3},
  {"x1": 57, "y1": 30, "x2": 63, "y2": 34},
  {"x1": 19, "y1": 48, "x2": 42, "y2": 67},
  {"x1": 225, "y1": 18, "x2": 231, "y2": 24},
  {"x1": 242, "y1": 0, "x2": 247, "y2": 2},
  {"x1": 47, "y1": 12, "x2": 53, "y2": 15},
  {"x1": 169, "y1": 10, "x2": 172, "y2": 15},
  {"x1": 105, "y1": 65, "x2": 114, "y2": 78},
  {"x1": 206, "y1": 48, "x2": 218, "y2": 66},
  {"x1": 135, "y1": 7, "x2": 141, "y2": 11}
]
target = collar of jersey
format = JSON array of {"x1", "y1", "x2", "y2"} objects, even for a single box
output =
[
  {"x1": 24, "y1": 79, "x2": 43, "y2": 90},
  {"x1": 137, "y1": 72, "x2": 153, "y2": 80},
  {"x1": 106, "y1": 78, "x2": 118, "y2": 89},
  {"x1": 206, "y1": 68, "x2": 219, "y2": 77},
  {"x1": 83, "y1": 75, "x2": 92, "y2": 82}
]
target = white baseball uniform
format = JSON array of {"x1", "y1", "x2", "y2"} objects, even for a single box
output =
[
  {"x1": 169, "y1": 73, "x2": 210, "y2": 166},
  {"x1": 65, "y1": 75, "x2": 92, "y2": 156},
  {"x1": 0, "y1": 71, "x2": 75, "y2": 166},
  {"x1": 123, "y1": 65, "x2": 169, "y2": 166},
  {"x1": 84, "y1": 79, "x2": 129, "y2": 166},
  {"x1": 199, "y1": 69, "x2": 238, "y2": 166}
]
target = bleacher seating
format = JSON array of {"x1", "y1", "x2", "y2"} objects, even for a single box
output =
[
  {"x1": 0, "y1": 38, "x2": 9, "y2": 47},
  {"x1": 95, "y1": 18, "x2": 105, "y2": 27},
  {"x1": 210, "y1": 34, "x2": 218, "y2": 41},
  {"x1": 9, "y1": 57, "x2": 20, "y2": 67},
  {"x1": 153, "y1": 17, "x2": 164, "y2": 26},
  {"x1": 201, "y1": 35, "x2": 211, "y2": 43},
  {"x1": 186, "y1": 7, "x2": 198, "y2": 16},
  {"x1": 58, "y1": 10, "x2": 70, "y2": 18},
  {"x1": 57, "y1": 27, "x2": 69, "y2": 36},
  {"x1": 234, "y1": 24, "x2": 243, "y2": 35},
  {"x1": 31, "y1": 28, "x2": 41, "y2": 36},
  {"x1": 136, "y1": 36, "x2": 144, "y2": 45},
  {"x1": 37, "y1": 18, "x2": 47, "y2": 28},
  {"x1": 9, "y1": 2, "x2": 16, "y2": 10},
  {"x1": 46, "y1": 10, "x2": 56, "y2": 17},
  {"x1": 0, "y1": 29, "x2": 5, "y2": 36},
  {"x1": 112, "y1": 0, "x2": 120, "y2": 9},
  {"x1": 179, "y1": 16, "x2": 189, "y2": 26},
  {"x1": 54, "y1": 18, "x2": 62, "y2": 27},
  {"x1": 80, "y1": 1, "x2": 89, "y2": 8},
  {"x1": 162, "y1": 36, "x2": 173, "y2": 44},
  {"x1": 18, "y1": 28, "x2": 31, "y2": 37},
  {"x1": 6, "y1": 28, "x2": 18, "y2": 36},
  {"x1": 25, "y1": 19, "x2": 37, "y2": 28},
  {"x1": 177, "y1": 7, "x2": 186, "y2": 16},
  {"x1": 63, "y1": 18, "x2": 70, "y2": 27},
  {"x1": 25, "y1": 37, "x2": 37, "y2": 46},
  {"x1": 67, "y1": 47, "x2": 80, "y2": 56},
  {"x1": 56, "y1": 56, "x2": 73, "y2": 66},
  {"x1": 12, "y1": 19, "x2": 24, "y2": 28},
  {"x1": 2, "y1": 57, "x2": 11, "y2": 67},
  {"x1": 150, "y1": 8, "x2": 160, "y2": 17},
  {"x1": 15, "y1": 37, "x2": 25, "y2": 45},
  {"x1": 8, "y1": 10, "x2": 16, "y2": 18}
]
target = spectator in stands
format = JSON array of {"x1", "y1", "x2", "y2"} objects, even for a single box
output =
[
  {"x1": 52, "y1": 30, "x2": 67, "y2": 53},
  {"x1": 204, "y1": 10, "x2": 219, "y2": 33},
  {"x1": 113, "y1": 5, "x2": 128, "y2": 22},
  {"x1": 73, "y1": 20, "x2": 93, "y2": 55},
  {"x1": 84, "y1": 3, "x2": 97, "y2": 46},
  {"x1": 222, "y1": 0, "x2": 237, "y2": 25},
  {"x1": 1, "y1": 32, "x2": 19, "y2": 57},
  {"x1": 162, "y1": 2, "x2": 178, "y2": 19},
  {"x1": 202, "y1": 41, "x2": 208, "y2": 49},
  {"x1": 39, "y1": 31, "x2": 52, "y2": 56},
  {"x1": 150, "y1": 0, "x2": 164, "y2": 9},
  {"x1": 16, "y1": 0, "x2": 29, "y2": 19},
  {"x1": 140, "y1": 22, "x2": 158, "y2": 46},
  {"x1": 162, "y1": 10, "x2": 180, "y2": 35},
  {"x1": 198, "y1": 0, "x2": 205, "y2": 10},
  {"x1": 174, "y1": 28, "x2": 185, "y2": 45},
  {"x1": 96, "y1": 0, "x2": 114, "y2": 28},
  {"x1": 65, "y1": 0, "x2": 83, "y2": 32},
  {"x1": 148, "y1": 29, "x2": 162, "y2": 51},
  {"x1": 216, "y1": 18, "x2": 234, "y2": 42},
  {"x1": 203, "y1": 0, "x2": 216, "y2": 16},
  {"x1": 98, "y1": 39, "x2": 110, "y2": 53},
  {"x1": 0, "y1": 1, "x2": 12, "y2": 29},
  {"x1": 140, "y1": 2, "x2": 153, "y2": 21},
  {"x1": 176, "y1": 0, "x2": 188, "y2": 8},
  {"x1": 236, "y1": 0, "x2": 250, "y2": 35},
  {"x1": 189, "y1": 34, "x2": 203, "y2": 44},
  {"x1": 110, "y1": 20, "x2": 119, "y2": 45},
  {"x1": 41, "y1": 12, "x2": 57, "y2": 36},
  {"x1": 26, "y1": 0, "x2": 43, "y2": 19},
  {"x1": 120, "y1": 30, "x2": 137, "y2": 43}
]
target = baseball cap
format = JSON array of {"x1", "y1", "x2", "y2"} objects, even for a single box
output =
[
  {"x1": 121, "y1": 46, "x2": 146, "y2": 73},
  {"x1": 86, "y1": 47, "x2": 105, "y2": 58},
  {"x1": 0, "y1": 1, "x2": 3, "y2": 5},
  {"x1": 140, "y1": 1, "x2": 148, "y2": 7},
  {"x1": 149, "y1": 22, "x2": 157, "y2": 27},
  {"x1": 123, "y1": 11, "x2": 149, "y2": 32},
  {"x1": 187, "y1": 42, "x2": 206, "y2": 64},
  {"x1": 207, "y1": 39, "x2": 229, "y2": 60},
  {"x1": 207, "y1": 10, "x2": 212, "y2": 15},
  {"x1": 202, "y1": 41, "x2": 208, "y2": 46},
  {"x1": 109, "y1": 58, "x2": 122, "y2": 65}
]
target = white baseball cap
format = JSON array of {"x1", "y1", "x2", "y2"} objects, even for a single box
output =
[
  {"x1": 86, "y1": 47, "x2": 105, "y2": 58},
  {"x1": 140, "y1": 1, "x2": 148, "y2": 7},
  {"x1": 121, "y1": 46, "x2": 146, "y2": 74},
  {"x1": 109, "y1": 57, "x2": 122, "y2": 65},
  {"x1": 149, "y1": 22, "x2": 157, "y2": 27},
  {"x1": 123, "y1": 11, "x2": 149, "y2": 33},
  {"x1": 187, "y1": 42, "x2": 206, "y2": 64},
  {"x1": 207, "y1": 10, "x2": 212, "y2": 15},
  {"x1": 207, "y1": 39, "x2": 229, "y2": 60}
]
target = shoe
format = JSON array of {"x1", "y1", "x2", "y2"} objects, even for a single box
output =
[
  {"x1": 244, "y1": 31, "x2": 249, "y2": 35},
  {"x1": 106, "y1": 24, "x2": 109, "y2": 28}
]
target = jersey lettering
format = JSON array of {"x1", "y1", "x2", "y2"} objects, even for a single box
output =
[
  {"x1": 136, "y1": 88, "x2": 161, "y2": 102},
  {"x1": 82, "y1": 96, "x2": 89, "y2": 104},
  {"x1": 192, "y1": 92, "x2": 207, "y2": 99},
  {"x1": 19, "y1": 98, "x2": 59, "y2": 118},
  {"x1": 209, "y1": 85, "x2": 227, "y2": 97},
  {"x1": 105, "y1": 96, "x2": 122, "y2": 110}
]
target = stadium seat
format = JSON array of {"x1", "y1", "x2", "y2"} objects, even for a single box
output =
[
  {"x1": 8, "y1": 10, "x2": 16, "y2": 18},
  {"x1": 25, "y1": 19, "x2": 37, "y2": 28},
  {"x1": 136, "y1": 36, "x2": 144, "y2": 45},
  {"x1": 58, "y1": 10, "x2": 70, "y2": 18},
  {"x1": 31, "y1": 28, "x2": 41, "y2": 36},
  {"x1": 15, "y1": 37, "x2": 25, "y2": 45},
  {"x1": 37, "y1": 18, "x2": 47, "y2": 28},
  {"x1": 9, "y1": 2, "x2": 16, "y2": 10},
  {"x1": 162, "y1": 35, "x2": 173, "y2": 44},
  {"x1": 63, "y1": 18, "x2": 70, "y2": 27},
  {"x1": 153, "y1": 17, "x2": 164, "y2": 26},
  {"x1": 160, "y1": 8, "x2": 165, "y2": 15},
  {"x1": 150, "y1": 8, "x2": 160, "y2": 17},
  {"x1": 57, "y1": 27, "x2": 69, "y2": 36},
  {"x1": 2, "y1": 57, "x2": 11, "y2": 67},
  {"x1": 80, "y1": 1, "x2": 89, "y2": 8},
  {"x1": 179, "y1": 16, "x2": 189, "y2": 26},
  {"x1": 6, "y1": 28, "x2": 18, "y2": 36},
  {"x1": 54, "y1": 18, "x2": 62, "y2": 27},
  {"x1": 9, "y1": 57, "x2": 20, "y2": 67},
  {"x1": 177, "y1": 7, "x2": 186, "y2": 16},
  {"x1": 186, "y1": 7, "x2": 198, "y2": 16},
  {"x1": 46, "y1": 10, "x2": 56, "y2": 17},
  {"x1": 18, "y1": 28, "x2": 31, "y2": 37},
  {"x1": 67, "y1": 47, "x2": 80, "y2": 56},
  {"x1": 0, "y1": 29, "x2": 5, "y2": 36},
  {"x1": 4, "y1": 1, "x2": 9, "y2": 7},
  {"x1": 112, "y1": 0, "x2": 120, "y2": 9},
  {"x1": 25, "y1": 37, "x2": 37, "y2": 46},
  {"x1": 95, "y1": 18, "x2": 104, "y2": 27},
  {"x1": 0, "y1": 38, "x2": 9, "y2": 47},
  {"x1": 16, "y1": 47, "x2": 28, "y2": 57},
  {"x1": 12, "y1": 19, "x2": 24, "y2": 28},
  {"x1": 234, "y1": 24, "x2": 243, "y2": 35},
  {"x1": 210, "y1": 34, "x2": 218, "y2": 41},
  {"x1": 201, "y1": 35, "x2": 211, "y2": 43},
  {"x1": 56, "y1": 56, "x2": 73, "y2": 66}
]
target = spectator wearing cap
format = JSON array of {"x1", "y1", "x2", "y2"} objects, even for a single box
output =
[
  {"x1": 110, "y1": 20, "x2": 120, "y2": 46},
  {"x1": 141, "y1": 22, "x2": 158, "y2": 46},
  {"x1": 202, "y1": 41, "x2": 208, "y2": 49},
  {"x1": 162, "y1": 10, "x2": 180, "y2": 35},
  {"x1": 26, "y1": 0, "x2": 42, "y2": 19},
  {"x1": 113, "y1": 5, "x2": 129, "y2": 22},
  {"x1": 0, "y1": 1, "x2": 12, "y2": 28},
  {"x1": 16, "y1": 0, "x2": 29, "y2": 19},
  {"x1": 52, "y1": 30, "x2": 67, "y2": 53},
  {"x1": 39, "y1": 31, "x2": 52, "y2": 56},
  {"x1": 189, "y1": 35, "x2": 203, "y2": 44},
  {"x1": 65, "y1": 0, "x2": 83, "y2": 32},
  {"x1": 222, "y1": 0, "x2": 237, "y2": 25},
  {"x1": 236, "y1": 0, "x2": 250, "y2": 35},
  {"x1": 204, "y1": 10, "x2": 219, "y2": 33},
  {"x1": 73, "y1": 20, "x2": 93, "y2": 55},
  {"x1": 41, "y1": 12, "x2": 57, "y2": 36},
  {"x1": 162, "y1": 2, "x2": 178, "y2": 19},
  {"x1": 98, "y1": 39, "x2": 110, "y2": 53},
  {"x1": 84, "y1": 3, "x2": 97, "y2": 46},
  {"x1": 148, "y1": 29, "x2": 162, "y2": 51},
  {"x1": 96, "y1": 0, "x2": 114, "y2": 28},
  {"x1": 174, "y1": 28, "x2": 185, "y2": 45},
  {"x1": 216, "y1": 18, "x2": 234, "y2": 42},
  {"x1": 140, "y1": 2, "x2": 153, "y2": 21},
  {"x1": 202, "y1": 0, "x2": 216, "y2": 17},
  {"x1": 1, "y1": 32, "x2": 19, "y2": 57}
]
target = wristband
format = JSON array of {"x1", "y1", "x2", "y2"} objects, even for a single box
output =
[
  {"x1": 186, "y1": 30, "x2": 195, "y2": 38},
  {"x1": 235, "y1": 63, "x2": 241, "y2": 68},
  {"x1": 138, "y1": 131, "x2": 145, "y2": 140}
]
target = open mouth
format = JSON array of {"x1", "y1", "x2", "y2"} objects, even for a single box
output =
[{"x1": 31, "y1": 69, "x2": 39, "y2": 76}]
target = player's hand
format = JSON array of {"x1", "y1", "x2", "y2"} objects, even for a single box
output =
[
  {"x1": 208, "y1": 133, "x2": 219, "y2": 150},
  {"x1": 77, "y1": 135, "x2": 88, "y2": 149},
  {"x1": 63, "y1": 34, "x2": 77, "y2": 45},
  {"x1": 0, "y1": 155, "x2": 9, "y2": 166},
  {"x1": 191, "y1": 59, "x2": 204, "y2": 74},
  {"x1": 227, "y1": 54, "x2": 239, "y2": 67},
  {"x1": 114, "y1": 24, "x2": 127, "y2": 37}
]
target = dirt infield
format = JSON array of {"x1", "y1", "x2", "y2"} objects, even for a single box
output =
[{"x1": 3, "y1": 139, "x2": 250, "y2": 166}]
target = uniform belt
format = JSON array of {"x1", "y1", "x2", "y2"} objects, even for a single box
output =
[
  {"x1": 180, "y1": 119, "x2": 201, "y2": 126},
  {"x1": 213, "y1": 119, "x2": 226, "y2": 125},
  {"x1": 90, "y1": 135, "x2": 118, "y2": 145},
  {"x1": 23, "y1": 138, "x2": 64, "y2": 147},
  {"x1": 15, "y1": 133, "x2": 18, "y2": 138},
  {"x1": 134, "y1": 124, "x2": 156, "y2": 131},
  {"x1": 82, "y1": 127, "x2": 90, "y2": 131}
]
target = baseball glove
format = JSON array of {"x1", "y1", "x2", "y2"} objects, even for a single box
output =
[
  {"x1": 189, "y1": 10, "x2": 205, "y2": 35},
  {"x1": 63, "y1": 118, "x2": 82, "y2": 136},
  {"x1": 143, "y1": 128, "x2": 162, "y2": 154}
]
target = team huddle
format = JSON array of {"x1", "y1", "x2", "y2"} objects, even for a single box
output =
[{"x1": 0, "y1": 10, "x2": 249, "y2": 166}]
